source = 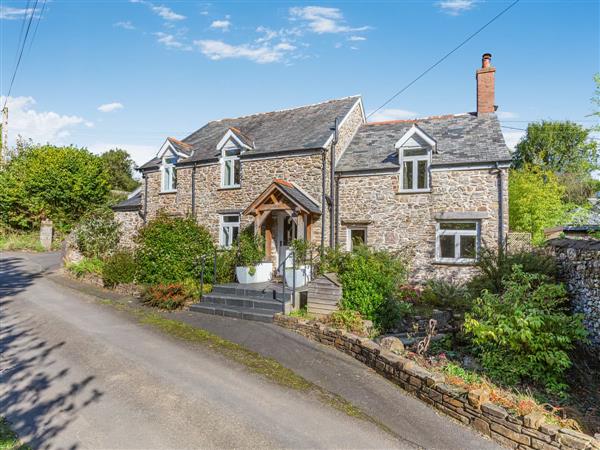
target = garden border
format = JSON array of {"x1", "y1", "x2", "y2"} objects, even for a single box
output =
[{"x1": 274, "y1": 315, "x2": 600, "y2": 450}]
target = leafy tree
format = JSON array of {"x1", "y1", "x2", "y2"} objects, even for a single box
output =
[
  {"x1": 512, "y1": 121, "x2": 598, "y2": 175},
  {"x1": 100, "y1": 148, "x2": 139, "y2": 192},
  {"x1": 0, "y1": 144, "x2": 110, "y2": 230},
  {"x1": 509, "y1": 166, "x2": 568, "y2": 245}
]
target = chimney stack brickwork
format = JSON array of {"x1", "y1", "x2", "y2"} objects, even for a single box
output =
[{"x1": 476, "y1": 53, "x2": 496, "y2": 114}]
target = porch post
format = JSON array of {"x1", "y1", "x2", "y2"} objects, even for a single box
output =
[{"x1": 264, "y1": 219, "x2": 272, "y2": 260}]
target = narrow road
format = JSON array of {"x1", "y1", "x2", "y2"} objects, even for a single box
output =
[{"x1": 1, "y1": 252, "x2": 500, "y2": 449}]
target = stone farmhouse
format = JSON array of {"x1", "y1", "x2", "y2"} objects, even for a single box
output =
[{"x1": 114, "y1": 53, "x2": 511, "y2": 282}]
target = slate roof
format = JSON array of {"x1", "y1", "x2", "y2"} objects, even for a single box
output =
[
  {"x1": 112, "y1": 191, "x2": 142, "y2": 212},
  {"x1": 176, "y1": 96, "x2": 360, "y2": 165},
  {"x1": 167, "y1": 137, "x2": 193, "y2": 156},
  {"x1": 274, "y1": 179, "x2": 321, "y2": 214},
  {"x1": 336, "y1": 112, "x2": 511, "y2": 173}
]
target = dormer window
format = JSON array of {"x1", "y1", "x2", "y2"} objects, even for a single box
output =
[
  {"x1": 395, "y1": 125, "x2": 436, "y2": 193},
  {"x1": 161, "y1": 156, "x2": 177, "y2": 192},
  {"x1": 221, "y1": 147, "x2": 241, "y2": 188}
]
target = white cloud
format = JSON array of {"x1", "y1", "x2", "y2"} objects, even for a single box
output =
[
  {"x1": 130, "y1": 0, "x2": 185, "y2": 21},
  {"x1": 289, "y1": 6, "x2": 368, "y2": 34},
  {"x1": 0, "y1": 6, "x2": 38, "y2": 20},
  {"x1": 348, "y1": 35, "x2": 366, "y2": 41},
  {"x1": 0, "y1": 96, "x2": 86, "y2": 145},
  {"x1": 501, "y1": 129, "x2": 525, "y2": 151},
  {"x1": 154, "y1": 32, "x2": 191, "y2": 50},
  {"x1": 97, "y1": 102, "x2": 124, "y2": 113},
  {"x1": 496, "y1": 111, "x2": 519, "y2": 120},
  {"x1": 114, "y1": 20, "x2": 135, "y2": 30},
  {"x1": 194, "y1": 39, "x2": 295, "y2": 63},
  {"x1": 368, "y1": 108, "x2": 419, "y2": 122},
  {"x1": 210, "y1": 19, "x2": 231, "y2": 31},
  {"x1": 87, "y1": 142, "x2": 156, "y2": 167},
  {"x1": 437, "y1": 0, "x2": 478, "y2": 15}
]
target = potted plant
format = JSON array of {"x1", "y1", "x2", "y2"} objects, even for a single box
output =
[
  {"x1": 234, "y1": 228, "x2": 272, "y2": 284},
  {"x1": 284, "y1": 239, "x2": 313, "y2": 288}
]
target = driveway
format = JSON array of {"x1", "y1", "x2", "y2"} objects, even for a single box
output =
[{"x1": 0, "y1": 252, "x2": 500, "y2": 449}]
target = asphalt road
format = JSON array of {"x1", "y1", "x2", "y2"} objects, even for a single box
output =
[{"x1": 0, "y1": 252, "x2": 500, "y2": 449}]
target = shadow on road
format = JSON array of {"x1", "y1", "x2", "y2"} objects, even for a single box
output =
[{"x1": 1, "y1": 256, "x2": 104, "y2": 449}]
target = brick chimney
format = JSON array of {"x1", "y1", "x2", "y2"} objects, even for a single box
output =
[{"x1": 476, "y1": 53, "x2": 496, "y2": 115}]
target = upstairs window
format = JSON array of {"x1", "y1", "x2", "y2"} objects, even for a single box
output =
[
  {"x1": 401, "y1": 147, "x2": 430, "y2": 191},
  {"x1": 221, "y1": 147, "x2": 241, "y2": 188},
  {"x1": 220, "y1": 214, "x2": 240, "y2": 248},
  {"x1": 161, "y1": 156, "x2": 177, "y2": 192},
  {"x1": 435, "y1": 221, "x2": 479, "y2": 264}
]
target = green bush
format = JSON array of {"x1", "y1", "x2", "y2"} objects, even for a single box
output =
[
  {"x1": 142, "y1": 283, "x2": 191, "y2": 310},
  {"x1": 135, "y1": 213, "x2": 214, "y2": 285},
  {"x1": 421, "y1": 279, "x2": 471, "y2": 311},
  {"x1": 0, "y1": 229, "x2": 45, "y2": 252},
  {"x1": 338, "y1": 245, "x2": 408, "y2": 326},
  {"x1": 0, "y1": 144, "x2": 110, "y2": 231},
  {"x1": 75, "y1": 208, "x2": 120, "y2": 258},
  {"x1": 464, "y1": 266, "x2": 588, "y2": 395},
  {"x1": 67, "y1": 257, "x2": 104, "y2": 278},
  {"x1": 467, "y1": 248, "x2": 557, "y2": 296},
  {"x1": 215, "y1": 249, "x2": 236, "y2": 283},
  {"x1": 327, "y1": 310, "x2": 366, "y2": 335},
  {"x1": 102, "y1": 251, "x2": 136, "y2": 287},
  {"x1": 376, "y1": 297, "x2": 413, "y2": 332},
  {"x1": 235, "y1": 227, "x2": 265, "y2": 272}
]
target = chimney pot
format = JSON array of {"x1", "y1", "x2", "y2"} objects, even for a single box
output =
[
  {"x1": 476, "y1": 52, "x2": 496, "y2": 115},
  {"x1": 482, "y1": 53, "x2": 492, "y2": 68}
]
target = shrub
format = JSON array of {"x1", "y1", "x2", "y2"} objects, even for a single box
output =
[
  {"x1": 327, "y1": 310, "x2": 366, "y2": 335},
  {"x1": 421, "y1": 279, "x2": 471, "y2": 311},
  {"x1": 142, "y1": 283, "x2": 191, "y2": 310},
  {"x1": 75, "y1": 208, "x2": 120, "y2": 258},
  {"x1": 376, "y1": 297, "x2": 413, "y2": 332},
  {"x1": 464, "y1": 266, "x2": 588, "y2": 395},
  {"x1": 135, "y1": 213, "x2": 214, "y2": 285},
  {"x1": 102, "y1": 251, "x2": 136, "y2": 287},
  {"x1": 235, "y1": 227, "x2": 265, "y2": 272},
  {"x1": 215, "y1": 249, "x2": 237, "y2": 283},
  {"x1": 0, "y1": 229, "x2": 45, "y2": 252},
  {"x1": 317, "y1": 245, "x2": 347, "y2": 275},
  {"x1": 467, "y1": 248, "x2": 557, "y2": 296},
  {"x1": 67, "y1": 257, "x2": 104, "y2": 278},
  {"x1": 338, "y1": 245, "x2": 408, "y2": 325}
]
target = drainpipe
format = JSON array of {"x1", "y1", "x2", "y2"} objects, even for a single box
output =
[
  {"x1": 142, "y1": 172, "x2": 148, "y2": 224},
  {"x1": 489, "y1": 163, "x2": 504, "y2": 250},
  {"x1": 334, "y1": 173, "x2": 341, "y2": 247},
  {"x1": 329, "y1": 118, "x2": 338, "y2": 248},
  {"x1": 320, "y1": 149, "x2": 326, "y2": 259},
  {"x1": 191, "y1": 164, "x2": 197, "y2": 219}
]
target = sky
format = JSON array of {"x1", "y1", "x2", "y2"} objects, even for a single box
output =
[{"x1": 1, "y1": 0, "x2": 599, "y2": 167}]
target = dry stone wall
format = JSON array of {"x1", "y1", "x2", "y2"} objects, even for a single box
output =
[
  {"x1": 114, "y1": 211, "x2": 144, "y2": 249},
  {"x1": 547, "y1": 239, "x2": 600, "y2": 348},
  {"x1": 274, "y1": 315, "x2": 600, "y2": 450}
]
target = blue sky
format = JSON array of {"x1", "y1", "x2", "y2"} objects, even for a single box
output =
[{"x1": 1, "y1": 0, "x2": 598, "y2": 166}]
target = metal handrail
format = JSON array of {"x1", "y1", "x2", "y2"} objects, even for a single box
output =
[{"x1": 276, "y1": 250, "x2": 295, "y2": 312}]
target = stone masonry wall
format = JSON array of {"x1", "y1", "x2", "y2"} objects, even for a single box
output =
[
  {"x1": 547, "y1": 239, "x2": 600, "y2": 348},
  {"x1": 114, "y1": 210, "x2": 143, "y2": 249},
  {"x1": 338, "y1": 168, "x2": 509, "y2": 283},
  {"x1": 275, "y1": 315, "x2": 600, "y2": 450}
]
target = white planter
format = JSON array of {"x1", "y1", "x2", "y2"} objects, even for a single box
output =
[
  {"x1": 235, "y1": 263, "x2": 273, "y2": 284},
  {"x1": 284, "y1": 265, "x2": 312, "y2": 288}
]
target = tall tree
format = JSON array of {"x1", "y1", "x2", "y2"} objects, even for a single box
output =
[
  {"x1": 512, "y1": 121, "x2": 598, "y2": 175},
  {"x1": 100, "y1": 148, "x2": 139, "y2": 192}
]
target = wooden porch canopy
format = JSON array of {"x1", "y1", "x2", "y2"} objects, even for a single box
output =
[{"x1": 243, "y1": 179, "x2": 321, "y2": 238}]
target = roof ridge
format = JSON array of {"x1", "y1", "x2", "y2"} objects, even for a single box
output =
[
  {"x1": 167, "y1": 136, "x2": 192, "y2": 148},
  {"x1": 366, "y1": 112, "x2": 472, "y2": 126},
  {"x1": 211, "y1": 95, "x2": 362, "y2": 123}
]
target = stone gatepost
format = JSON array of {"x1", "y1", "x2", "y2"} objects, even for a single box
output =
[{"x1": 40, "y1": 219, "x2": 53, "y2": 251}]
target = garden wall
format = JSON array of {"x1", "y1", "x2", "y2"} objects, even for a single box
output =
[
  {"x1": 274, "y1": 315, "x2": 600, "y2": 450},
  {"x1": 547, "y1": 239, "x2": 600, "y2": 348}
]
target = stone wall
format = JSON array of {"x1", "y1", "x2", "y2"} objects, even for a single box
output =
[
  {"x1": 547, "y1": 239, "x2": 600, "y2": 348},
  {"x1": 114, "y1": 210, "x2": 144, "y2": 249},
  {"x1": 275, "y1": 315, "x2": 600, "y2": 450},
  {"x1": 338, "y1": 168, "x2": 509, "y2": 283}
]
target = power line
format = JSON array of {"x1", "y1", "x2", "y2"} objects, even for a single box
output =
[
  {"x1": 368, "y1": 0, "x2": 521, "y2": 119},
  {"x1": 27, "y1": 0, "x2": 47, "y2": 55},
  {"x1": 2, "y1": 0, "x2": 40, "y2": 111}
]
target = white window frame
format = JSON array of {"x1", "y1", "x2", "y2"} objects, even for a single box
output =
[
  {"x1": 435, "y1": 221, "x2": 480, "y2": 264},
  {"x1": 220, "y1": 152, "x2": 241, "y2": 189},
  {"x1": 346, "y1": 226, "x2": 368, "y2": 251},
  {"x1": 219, "y1": 214, "x2": 240, "y2": 248},
  {"x1": 399, "y1": 148, "x2": 431, "y2": 192},
  {"x1": 161, "y1": 155, "x2": 177, "y2": 193}
]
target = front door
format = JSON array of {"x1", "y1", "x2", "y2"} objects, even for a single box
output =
[{"x1": 276, "y1": 213, "x2": 297, "y2": 274}]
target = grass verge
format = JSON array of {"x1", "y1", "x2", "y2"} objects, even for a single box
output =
[{"x1": 0, "y1": 417, "x2": 30, "y2": 450}]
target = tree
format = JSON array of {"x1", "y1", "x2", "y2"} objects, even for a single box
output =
[
  {"x1": 100, "y1": 148, "x2": 139, "y2": 192},
  {"x1": 0, "y1": 144, "x2": 110, "y2": 231},
  {"x1": 508, "y1": 166, "x2": 568, "y2": 245},
  {"x1": 512, "y1": 121, "x2": 598, "y2": 175}
]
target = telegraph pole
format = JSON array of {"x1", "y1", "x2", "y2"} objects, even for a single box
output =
[{"x1": 1, "y1": 106, "x2": 8, "y2": 169}]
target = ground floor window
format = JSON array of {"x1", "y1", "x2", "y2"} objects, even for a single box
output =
[
  {"x1": 220, "y1": 214, "x2": 240, "y2": 248},
  {"x1": 435, "y1": 221, "x2": 479, "y2": 263},
  {"x1": 346, "y1": 227, "x2": 367, "y2": 251}
]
